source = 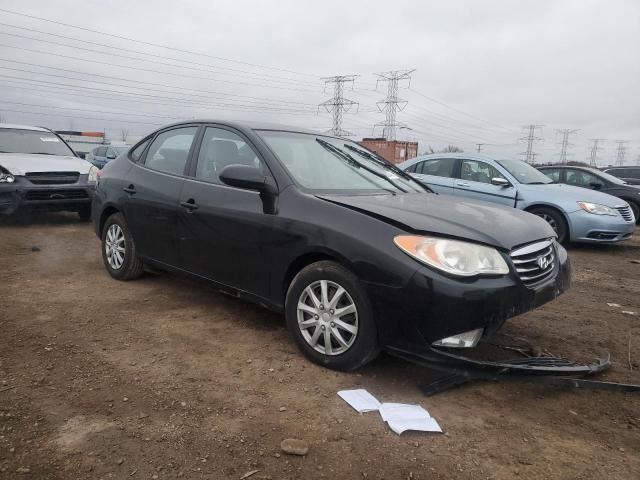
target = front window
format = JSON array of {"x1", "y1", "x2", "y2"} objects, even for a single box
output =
[
  {"x1": 540, "y1": 169, "x2": 561, "y2": 182},
  {"x1": 496, "y1": 159, "x2": 553, "y2": 185},
  {"x1": 258, "y1": 131, "x2": 427, "y2": 194},
  {"x1": 460, "y1": 159, "x2": 505, "y2": 184},
  {"x1": 0, "y1": 128, "x2": 75, "y2": 156}
]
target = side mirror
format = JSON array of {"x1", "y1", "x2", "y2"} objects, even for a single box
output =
[
  {"x1": 219, "y1": 164, "x2": 277, "y2": 196},
  {"x1": 76, "y1": 152, "x2": 86, "y2": 159},
  {"x1": 491, "y1": 177, "x2": 511, "y2": 187},
  {"x1": 589, "y1": 182, "x2": 603, "y2": 190},
  {"x1": 107, "y1": 153, "x2": 116, "y2": 160}
]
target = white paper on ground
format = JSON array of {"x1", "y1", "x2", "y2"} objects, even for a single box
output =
[
  {"x1": 337, "y1": 389, "x2": 381, "y2": 412},
  {"x1": 378, "y1": 403, "x2": 442, "y2": 435}
]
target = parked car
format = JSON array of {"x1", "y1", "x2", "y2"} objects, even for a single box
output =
[
  {"x1": 398, "y1": 154, "x2": 635, "y2": 244},
  {"x1": 86, "y1": 145, "x2": 130, "y2": 169},
  {"x1": 538, "y1": 165, "x2": 639, "y2": 224},
  {"x1": 0, "y1": 123, "x2": 98, "y2": 220},
  {"x1": 600, "y1": 166, "x2": 640, "y2": 186},
  {"x1": 93, "y1": 120, "x2": 570, "y2": 371}
]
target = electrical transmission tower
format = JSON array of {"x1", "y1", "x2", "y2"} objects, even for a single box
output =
[
  {"x1": 374, "y1": 69, "x2": 415, "y2": 140},
  {"x1": 520, "y1": 125, "x2": 544, "y2": 164},
  {"x1": 319, "y1": 75, "x2": 359, "y2": 137},
  {"x1": 615, "y1": 140, "x2": 628, "y2": 166},
  {"x1": 556, "y1": 129, "x2": 578, "y2": 164},
  {"x1": 587, "y1": 139, "x2": 604, "y2": 167},
  {"x1": 475, "y1": 143, "x2": 485, "y2": 153}
]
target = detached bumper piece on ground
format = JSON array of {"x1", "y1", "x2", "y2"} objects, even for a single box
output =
[{"x1": 387, "y1": 346, "x2": 640, "y2": 395}]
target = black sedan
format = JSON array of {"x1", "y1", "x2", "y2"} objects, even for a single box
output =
[
  {"x1": 601, "y1": 166, "x2": 640, "y2": 186},
  {"x1": 538, "y1": 165, "x2": 640, "y2": 223},
  {"x1": 92, "y1": 121, "x2": 570, "y2": 371}
]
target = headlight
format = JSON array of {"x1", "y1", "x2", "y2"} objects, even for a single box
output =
[
  {"x1": 394, "y1": 235, "x2": 509, "y2": 277},
  {"x1": 0, "y1": 166, "x2": 15, "y2": 183},
  {"x1": 87, "y1": 165, "x2": 99, "y2": 183},
  {"x1": 577, "y1": 201, "x2": 617, "y2": 216}
]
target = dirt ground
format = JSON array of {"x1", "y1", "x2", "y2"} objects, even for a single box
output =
[{"x1": 1, "y1": 212, "x2": 639, "y2": 480}]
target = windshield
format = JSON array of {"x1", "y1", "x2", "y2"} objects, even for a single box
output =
[
  {"x1": 258, "y1": 131, "x2": 427, "y2": 194},
  {"x1": 593, "y1": 169, "x2": 627, "y2": 185},
  {"x1": 0, "y1": 129, "x2": 75, "y2": 156},
  {"x1": 497, "y1": 159, "x2": 554, "y2": 185}
]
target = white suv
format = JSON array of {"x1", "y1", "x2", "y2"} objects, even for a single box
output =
[{"x1": 0, "y1": 124, "x2": 98, "y2": 220}]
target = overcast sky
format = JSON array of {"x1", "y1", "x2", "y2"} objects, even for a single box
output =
[{"x1": 0, "y1": 0, "x2": 638, "y2": 164}]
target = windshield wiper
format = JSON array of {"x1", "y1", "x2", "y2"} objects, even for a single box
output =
[
  {"x1": 342, "y1": 144, "x2": 429, "y2": 193},
  {"x1": 316, "y1": 139, "x2": 406, "y2": 193},
  {"x1": 527, "y1": 181, "x2": 549, "y2": 185}
]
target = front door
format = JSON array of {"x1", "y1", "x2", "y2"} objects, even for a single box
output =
[
  {"x1": 454, "y1": 159, "x2": 516, "y2": 207},
  {"x1": 409, "y1": 157, "x2": 457, "y2": 195},
  {"x1": 178, "y1": 126, "x2": 275, "y2": 298},
  {"x1": 122, "y1": 125, "x2": 199, "y2": 266}
]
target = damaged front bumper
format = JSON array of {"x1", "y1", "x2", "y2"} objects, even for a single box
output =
[{"x1": 366, "y1": 240, "x2": 571, "y2": 351}]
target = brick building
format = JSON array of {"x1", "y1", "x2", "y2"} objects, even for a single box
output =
[{"x1": 358, "y1": 138, "x2": 418, "y2": 165}]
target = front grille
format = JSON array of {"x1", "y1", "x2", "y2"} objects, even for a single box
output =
[
  {"x1": 510, "y1": 239, "x2": 556, "y2": 287},
  {"x1": 25, "y1": 171, "x2": 79, "y2": 185},
  {"x1": 25, "y1": 189, "x2": 88, "y2": 201},
  {"x1": 616, "y1": 205, "x2": 634, "y2": 222}
]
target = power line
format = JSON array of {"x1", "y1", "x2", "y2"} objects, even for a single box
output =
[
  {"x1": 374, "y1": 69, "x2": 415, "y2": 141},
  {"x1": 0, "y1": 7, "x2": 318, "y2": 78},
  {"x1": 406, "y1": 88, "x2": 517, "y2": 134},
  {"x1": 587, "y1": 139, "x2": 604, "y2": 167},
  {"x1": 556, "y1": 129, "x2": 579, "y2": 164},
  {"x1": 0, "y1": 36, "x2": 320, "y2": 89},
  {"x1": 520, "y1": 125, "x2": 544, "y2": 164},
  {"x1": 615, "y1": 140, "x2": 629, "y2": 166},
  {"x1": 319, "y1": 75, "x2": 359, "y2": 137}
]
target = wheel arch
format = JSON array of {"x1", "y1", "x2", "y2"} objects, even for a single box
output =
[
  {"x1": 524, "y1": 203, "x2": 571, "y2": 237},
  {"x1": 98, "y1": 205, "x2": 121, "y2": 238},
  {"x1": 281, "y1": 249, "x2": 356, "y2": 303}
]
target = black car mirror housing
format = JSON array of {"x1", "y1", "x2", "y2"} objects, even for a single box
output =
[{"x1": 219, "y1": 164, "x2": 278, "y2": 213}]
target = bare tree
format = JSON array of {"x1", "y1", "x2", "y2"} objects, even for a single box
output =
[
  {"x1": 422, "y1": 144, "x2": 464, "y2": 155},
  {"x1": 120, "y1": 128, "x2": 129, "y2": 142}
]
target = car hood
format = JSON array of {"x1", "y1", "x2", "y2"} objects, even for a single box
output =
[
  {"x1": 0, "y1": 153, "x2": 93, "y2": 175},
  {"x1": 318, "y1": 192, "x2": 555, "y2": 251},
  {"x1": 520, "y1": 183, "x2": 627, "y2": 208}
]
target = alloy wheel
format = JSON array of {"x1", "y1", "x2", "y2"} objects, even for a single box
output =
[
  {"x1": 296, "y1": 280, "x2": 358, "y2": 356},
  {"x1": 105, "y1": 224, "x2": 126, "y2": 270}
]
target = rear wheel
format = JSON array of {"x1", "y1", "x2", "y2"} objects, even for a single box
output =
[
  {"x1": 285, "y1": 261, "x2": 379, "y2": 371},
  {"x1": 101, "y1": 213, "x2": 144, "y2": 280},
  {"x1": 530, "y1": 207, "x2": 568, "y2": 244}
]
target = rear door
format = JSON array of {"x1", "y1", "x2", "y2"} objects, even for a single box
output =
[
  {"x1": 408, "y1": 158, "x2": 457, "y2": 195},
  {"x1": 454, "y1": 159, "x2": 516, "y2": 206},
  {"x1": 122, "y1": 125, "x2": 199, "y2": 266},
  {"x1": 178, "y1": 125, "x2": 274, "y2": 298}
]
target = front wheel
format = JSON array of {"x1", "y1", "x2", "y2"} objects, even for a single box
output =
[
  {"x1": 285, "y1": 261, "x2": 379, "y2": 371},
  {"x1": 101, "y1": 213, "x2": 144, "y2": 280},
  {"x1": 530, "y1": 207, "x2": 568, "y2": 244}
]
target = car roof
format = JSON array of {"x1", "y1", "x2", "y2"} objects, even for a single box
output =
[
  {"x1": 156, "y1": 119, "x2": 323, "y2": 136},
  {"x1": 602, "y1": 166, "x2": 636, "y2": 170},
  {"x1": 0, "y1": 123, "x2": 51, "y2": 132}
]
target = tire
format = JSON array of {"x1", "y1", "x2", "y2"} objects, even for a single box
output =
[
  {"x1": 101, "y1": 212, "x2": 144, "y2": 280},
  {"x1": 78, "y1": 206, "x2": 92, "y2": 222},
  {"x1": 530, "y1": 207, "x2": 568, "y2": 244},
  {"x1": 285, "y1": 261, "x2": 379, "y2": 371}
]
